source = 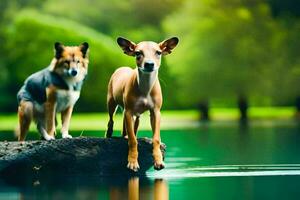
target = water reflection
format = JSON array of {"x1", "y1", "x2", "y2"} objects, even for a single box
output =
[
  {"x1": 1, "y1": 176, "x2": 169, "y2": 200},
  {"x1": 110, "y1": 177, "x2": 168, "y2": 200},
  {"x1": 2, "y1": 126, "x2": 300, "y2": 199}
]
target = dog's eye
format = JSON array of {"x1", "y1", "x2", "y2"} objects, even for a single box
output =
[
  {"x1": 156, "y1": 51, "x2": 162, "y2": 56},
  {"x1": 135, "y1": 51, "x2": 143, "y2": 58},
  {"x1": 76, "y1": 60, "x2": 80, "y2": 64},
  {"x1": 64, "y1": 61, "x2": 70, "y2": 67}
]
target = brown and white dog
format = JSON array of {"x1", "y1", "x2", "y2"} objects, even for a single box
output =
[
  {"x1": 16, "y1": 42, "x2": 89, "y2": 141},
  {"x1": 106, "y1": 37, "x2": 179, "y2": 171}
]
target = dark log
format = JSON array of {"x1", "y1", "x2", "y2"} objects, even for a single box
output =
[{"x1": 0, "y1": 137, "x2": 166, "y2": 181}]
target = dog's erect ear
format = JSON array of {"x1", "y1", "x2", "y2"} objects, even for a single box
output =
[
  {"x1": 79, "y1": 42, "x2": 89, "y2": 58},
  {"x1": 159, "y1": 37, "x2": 179, "y2": 55},
  {"x1": 54, "y1": 42, "x2": 64, "y2": 59},
  {"x1": 117, "y1": 37, "x2": 136, "y2": 56}
]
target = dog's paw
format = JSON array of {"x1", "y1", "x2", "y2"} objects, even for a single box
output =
[
  {"x1": 43, "y1": 134, "x2": 55, "y2": 141},
  {"x1": 62, "y1": 133, "x2": 72, "y2": 139},
  {"x1": 127, "y1": 160, "x2": 140, "y2": 172},
  {"x1": 154, "y1": 160, "x2": 165, "y2": 170}
]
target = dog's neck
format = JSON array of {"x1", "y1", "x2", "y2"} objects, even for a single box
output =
[{"x1": 136, "y1": 68, "x2": 158, "y2": 96}]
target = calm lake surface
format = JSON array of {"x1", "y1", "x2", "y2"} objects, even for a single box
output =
[{"x1": 1, "y1": 123, "x2": 300, "y2": 199}]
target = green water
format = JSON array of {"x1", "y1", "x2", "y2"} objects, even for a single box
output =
[{"x1": 1, "y1": 124, "x2": 300, "y2": 199}]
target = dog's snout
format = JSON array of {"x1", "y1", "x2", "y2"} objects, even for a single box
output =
[
  {"x1": 144, "y1": 61, "x2": 155, "y2": 71},
  {"x1": 69, "y1": 69, "x2": 78, "y2": 77}
]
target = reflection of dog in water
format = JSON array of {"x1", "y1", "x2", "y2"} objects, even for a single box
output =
[
  {"x1": 16, "y1": 42, "x2": 89, "y2": 141},
  {"x1": 18, "y1": 177, "x2": 168, "y2": 200},
  {"x1": 106, "y1": 37, "x2": 179, "y2": 172},
  {"x1": 109, "y1": 178, "x2": 169, "y2": 200}
]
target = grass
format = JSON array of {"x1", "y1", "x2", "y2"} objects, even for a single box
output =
[{"x1": 0, "y1": 107, "x2": 297, "y2": 131}]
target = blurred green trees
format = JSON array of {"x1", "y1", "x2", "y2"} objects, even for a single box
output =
[
  {"x1": 163, "y1": 0, "x2": 300, "y2": 108},
  {"x1": 0, "y1": 0, "x2": 300, "y2": 112}
]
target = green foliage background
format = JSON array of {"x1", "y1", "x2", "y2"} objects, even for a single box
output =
[{"x1": 0, "y1": 0, "x2": 299, "y2": 112}]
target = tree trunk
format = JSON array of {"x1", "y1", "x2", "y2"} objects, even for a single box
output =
[
  {"x1": 237, "y1": 95, "x2": 248, "y2": 124},
  {"x1": 197, "y1": 100, "x2": 210, "y2": 121},
  {"x1": 0, "y1": 137, "x2": 166, "y2": 181}
]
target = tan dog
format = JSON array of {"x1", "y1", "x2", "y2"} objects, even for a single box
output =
[
  {"x1": 106, "y1": 37, "x2": 179, "y2": 171},
  {"x1": 16, "y1": 42, "x2": 89, "y2": 141}
]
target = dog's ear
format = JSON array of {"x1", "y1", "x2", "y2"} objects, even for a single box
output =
[
  {"x1": 79, "y1": 42, "x2": 89, "y2": 58},
  {"x1": 159, "y1": 37, "x2": 179, "y2": 55},
  {"x1": 117, "y1": 37, "x2": 136, "y2": 56},
  {"x1": 54, "y1": 42, "x2": 65, "y2": 59}
]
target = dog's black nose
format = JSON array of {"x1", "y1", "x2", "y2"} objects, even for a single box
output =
[
  {"x1": 70, "y1": 69, "x2": 78, "y2": 76},
  {"x1": 144, "y1": 61, "x2": 154, "y2": 71}
]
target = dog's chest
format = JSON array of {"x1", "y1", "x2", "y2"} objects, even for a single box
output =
[
  {"x1": 55, "y1": 89, "x2": 80, "y2": 112},
  {"x1": 133, "y1": 96, "x2": 154, "y2": 115}
]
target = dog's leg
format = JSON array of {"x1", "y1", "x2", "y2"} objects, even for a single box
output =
[
  {"x1": 55, "y1": 116, "x2": 58, "y2": 135},
  {"x1": 37, "y1": 122, "x2": 54, "y2": 141},
  {"x1": 125, "y1": 110, "x2": 139, "y2": 171},
  {"x1": 122, "y1": 116, "x2": 128, "y2": 138},
  {"x1": 106, "y1": 97, "x2": 117, "y2": 138},
  {"x1": 150, "y1": 109, "x2": 165, "y2": 170},
  {"x1": 17, "y1": 101, "x2": 33, "y2": 141},
  {"x1": 61, "y1": 106, "x2": 73, "y2": 139},
  {"x1": 134, "y1": 116, "x2": 140, "y2": 135},
  {"x1": 45, "y1": 86, "x2": 57, "y2": 138},
  {"x1": 122, "y1": 116, "x2": 126, "y2": 137},
  {"x1": 123, "y1": 115, "x2": 138, "y2": 139}
]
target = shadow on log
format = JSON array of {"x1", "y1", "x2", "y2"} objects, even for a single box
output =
[{"x1": 0, "y1": 137, "x2": 166, "y2": 183}]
